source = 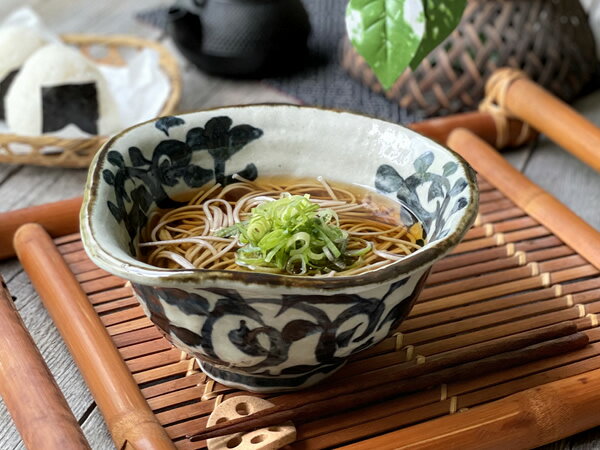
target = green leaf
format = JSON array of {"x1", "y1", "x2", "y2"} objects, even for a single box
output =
[
  {"x1": 346, "y1": 0, "x2": 426, "y2": 90},
  {"x1": 410, "y1": 0, "x2": 467, "y2": 70}
]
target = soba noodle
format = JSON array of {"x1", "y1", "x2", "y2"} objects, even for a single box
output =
[{"x1": 140, "y1": 176, "x2": 424, "y2": 277}]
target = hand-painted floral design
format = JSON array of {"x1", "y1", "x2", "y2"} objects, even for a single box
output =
[
  {"x1": 375, "y1": 151, "x2": 469, "y2": 240},
  {"x1": 102, "y1": 115, "x2": 263, "y2": 254},
  {"x1": 131, "y1": 273, "x2": 427, "y2": 390}
]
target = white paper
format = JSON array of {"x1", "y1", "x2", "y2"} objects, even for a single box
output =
[{"x1": 0, "y1": 7, "x2": 171, "y2": 143}]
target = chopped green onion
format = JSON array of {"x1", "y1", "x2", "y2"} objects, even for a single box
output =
[{"x1": 216, "y1": 194, "x2": 370, "y2": 275}]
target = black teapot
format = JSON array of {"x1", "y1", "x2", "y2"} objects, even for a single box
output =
[{"x1": 167, "y1": 0, "x2": 311, "y2": 78}]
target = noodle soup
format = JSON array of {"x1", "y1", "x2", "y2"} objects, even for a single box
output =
[
  {"x1": 81, "y1": 106, "x2": 478, "y2": 391},
  {"x1": 140, "y1": 176, "x2": 425, "y2": 277}
]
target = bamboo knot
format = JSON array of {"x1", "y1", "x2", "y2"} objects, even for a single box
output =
[
  {"x1": 587, "y1": 313, "x2": 599, "y2": 327},
  {"x1": 554, "y1": 284, "x2": 563, "y2": 297},
  {"x1": 185, "y1": 357, "x2": 198, "y2": 376},
  {"x1": 483, "y1": 223, "x2": 494, "y2": 237},
  {"x1": 393, "y1": 332, "x2": 404, "y2": 351},
  {"x1": 565, "y1": 295, "x2": 574, "y2": 308},
  {"x1": 449, "y1": 396, "x2": 458, "y2": 414},
  {"x1": 440, "y1": 384, "x2": 448, "y2": 401},
  {"x1": 201, "y1": 379, "x2": 217, "y2": 401},
  {"x1": 479, "y1": 68, "x2": 533, "y2": 148}
]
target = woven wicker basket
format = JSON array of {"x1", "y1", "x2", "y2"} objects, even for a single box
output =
[
  {"x1": 0, "y1": 34, "x2": 181, "y2": 168},
  {"x1": 341, "y1": 0, "x2": 599, "y2": 117}
]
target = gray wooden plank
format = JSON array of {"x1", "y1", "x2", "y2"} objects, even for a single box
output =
[
  {"x1": 501, "y1": 142, "x2": 535, "y2": 172},
  {"x1": 80, "y1": 407, "x2": 114, "y2": 450}
]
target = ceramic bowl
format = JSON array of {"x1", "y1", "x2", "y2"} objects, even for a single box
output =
[{"x1": 81, "y1": 105, "x2": 478, "y2": 392}]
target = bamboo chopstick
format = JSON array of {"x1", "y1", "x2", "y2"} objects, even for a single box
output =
[
  {"x1": 187, "y1": 325, "x2": 586, "y2": 442},
  {"x1": 0, "y1": 275, "x2": 91, "y2": 450},
  {"x1": 449, "y1": 129, "x2": 600, "y2": 270},
  {"x1": 13, "y1": 223, "x2": 175, "y2": 450}
]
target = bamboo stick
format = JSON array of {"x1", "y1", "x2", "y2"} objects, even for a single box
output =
[
  {"x1": 100, "y1": 306, "x2": 145, "y2": 328},
  {"x1": 54, "y1": 232, "x2": 81, "y2": 245},
  {"x1": 448, "y1": 342, "x2": 600, "y2": 398},
  {"x1": 95, "y1": 297, "x2": 138, "y2": 315},
  {"x1": 317, "y1": 356, "x2": 600, "y2": 450},
  {"x1": 75, "y1": 267, "x2": 111, "y2": 283},
  {"x1": 188, "y1": 331, "x2": 588, "y2": 442},
  {"x1": 0, "y1": 197, "x2": 82, "y2": 260},
  {"x1": 142, "y1": 372, "x2": 205, "y2": 399},
  {"x1": 417, "y1": 308, "x2": 584, "y2": 357},
  {"x1": 56, "y1": 240, "x2": 84, "y2": 255},
  {"x1": 478, "y1": 189, "x2": 504, "y2": 203},
  {"x1": 478, "y1": 198, "x2": 514, "y2": 214},
  {"x1": 400, "y1": 286, "x2": 560, "y2": 333},
  {"x1": 120, "y1": 338, "x2": 173, "y2": 361},
  {"x1": 89, "y1": 286, "x2": 134, "y2": 305},
  {"x1": 497, "y1": 73, "x2": 600, "y2": 173},
  {"x1": 402, "y1": 283, "x2": 600, "y2": 335},
  {"x1": 479, "y1": 206, "x2": 526, "y2": 224},
  {"x1": 295, "y1": 328, "x2": 600, "y2": 447},
  {"x1": 0, "y1": 275, "x2": 91, "y2": 450},
  {"x1": 127, "y1": 348, "x2": 183, "y2": 374},
  {"x1": 342, "y1": 365, "x2": 600, "y2": 450},
  {"x1": 112, "y1": 327, "x2": 162, "y2": 348},
  {"x1": 405, "y1": 297, "x2": 570, "y2": 347},
  {"x1": 13, "y1": 223, "x2": 175, "y2": 450},
  {"x1": 448, "y1": 129, "x2": 600, "y2": 270},
  {"x1": 67, "y1": 258, "x2": 99, "y2": 275},
  {"x1": 426, "y1": 253, "x2": 524, "y2": 286},
  {"x1": 432, "y1": 245, "x2": 516, "y2": 273},
  {"x1": 427, "y1": 253, "x2": 582, "y2": 293},
  {"x1": 408, "y1": 111, "x2": 534, "y2": 149},
  {"x1": 527, "y1": 245, "x2": 574, "y2": 263},
  {"x1": 419, "y1": 264, "x2": 536, "y2": 301},
  {"x1": 412, "y1": 275, "x2": 550, "y2": 316},
  {"x1": 514, "y1": 235, "x2": 562, "y2": 253}
]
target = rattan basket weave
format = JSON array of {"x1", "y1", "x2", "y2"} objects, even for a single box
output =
[
  {"x1": 0, "y1": 34, "x2": 181, "y2": 168},
  {"x1": 341, "y1": 0, "x2": 599, "y2": 117}
]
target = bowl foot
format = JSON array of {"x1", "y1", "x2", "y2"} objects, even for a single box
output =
[{"x1": 198, "y1": 360, "x2": 346, "y2": 393}]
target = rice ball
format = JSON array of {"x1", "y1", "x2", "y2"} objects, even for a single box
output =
[
  {"x1": 0, "y1": 25, "x2": 46, "y2": 81},
  {"x1": 0, "y1": 26, "x2": 46, "y2": 118},
  {"x1": 5, "y1": 43, "x2": 121, "y2": 136}
]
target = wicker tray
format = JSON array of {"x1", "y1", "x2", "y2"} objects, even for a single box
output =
[
  {"x1": 0, "y1": 34, "x2": 181, "y2": 169},
  {"x1": 13, "y1": 165, "x2": 599, "y2": 449}
]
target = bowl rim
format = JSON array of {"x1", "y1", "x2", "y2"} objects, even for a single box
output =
[{"x1": 81, "y1": 104, "x2": 479, "y2": 292}]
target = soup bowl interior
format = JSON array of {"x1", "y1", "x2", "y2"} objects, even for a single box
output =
[{"x1": 81, "y1": 105, "x2": 478, "y2": 391}]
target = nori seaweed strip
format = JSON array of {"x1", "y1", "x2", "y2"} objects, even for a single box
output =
[
  {"x1": 41, "y1": 82, "x2": 99, "y2": 134},
  {"x1": 0, "y1": 69, "x2": 19, "y2": 120}
]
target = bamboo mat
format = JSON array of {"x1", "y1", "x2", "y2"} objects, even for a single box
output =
[{"x1": 48, "y1": 173, "x2": 600, "y2": 449}]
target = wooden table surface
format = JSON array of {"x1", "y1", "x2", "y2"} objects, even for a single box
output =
[{"x1": 0, "y1": 1, "x2": 599, "y2": 449}]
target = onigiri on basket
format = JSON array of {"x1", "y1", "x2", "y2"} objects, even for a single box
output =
[{"x1": 0, "y1": 34, "x2": 180, "y2": 168}]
